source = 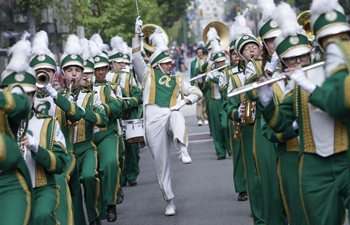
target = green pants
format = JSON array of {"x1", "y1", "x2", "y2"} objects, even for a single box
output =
[
  {"x1": 55, "y1": 174, "x2": 74, "y2": 225},
  {"x1": 118, "y1": 135, "x2": 126, "y2": 187},
  {"x1": 278, "y1": 151, "x2": 307, "y2": 225},
  {"x1": 228, "y1": 120, "x2": 246, "y2": 193},
  {"x1": 75, "y1": 141, "x2": 100, "y2": 223},
  {"x1": 207, "y1": 98, "x2": 229, "y2": 157},
  {"x1": 70, "y1": 163, "x2": 86, "y2": 225},
  {"x1": 241, "y1": 124, "x2": 265, "y2": 225},
  {"x1": 255, "y1": 118, "x2": 287, "y2": 225},
  {"x1": 96, "y1": 133, "x2": 120, "y2": 213},
  {"x1": 300, "y1": 152, "x2": 350, "y2": 225},
  {"x1": 124, "y1": 142, "x2": 140, "y2": 182},
  {"x1": 32, "y1": 184, "x2": 59, "y2": 225},
  {"x1": 0, "y1": 170, "x2": 32, "y2": 225}
]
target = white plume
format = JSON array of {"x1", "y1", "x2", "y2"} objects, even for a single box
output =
[
  {"x1": 274, "y1": 3, "x2": 304, "y2": 37},
  {"x1": 311, "y1": 0, "x2": 344, "y2": 16},
  {"x1": 6, "y1": 34, "x2": 32, "y2": 73},
  {"x1": 122, "y1": 42, "x2": 129, "y2": 54},
  {"x1": 210, "y1": 39, "x2": 222, "y2": 54},
  {"x1": 232, "y1": 15, "x2": 252, "y2": 41},
  {"x1": 31, "y1": 30, "x2": 56, "y2": 60},
  {"x1": 89, "y1": 39, "x2": 102, "y2": 58},
  {"x1": 90, "y1": 33, "x2": 104, "y2": 50},
  {"x1": 207, "y1": 27, "x2": 220, "y2": 43},
  {"x1": 229, "y1": 23, "x2": 235, "y2": 42},
  {"x1": 258, "y1": 0, "x2": 276, "y2": 22},
  {"x1": 149, "y1": 28, "x2": 168, "y2": 52},
  {"x1": 64, "y1": 34, "x2": 83, "y2": 55},
  {"x1": 80, "y1": 38, "x2": 91, "y2": 60},
  {"x1": 110, "y1": 36, "x2": 124, "y2": 53}
]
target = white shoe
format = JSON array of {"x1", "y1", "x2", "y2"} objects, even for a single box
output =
[
  {"x1": 165, "y1": 203, "x2": 176, "y2": 216},
  {"x1": 197, "y1": 120, "x2": 203, "y2": 126},
  {"x1": 179, "y1": 148, "x2": 192, "y2": 164},
  {"x1": 204, "y1": 120, "x2": 209, "y2": 125}
]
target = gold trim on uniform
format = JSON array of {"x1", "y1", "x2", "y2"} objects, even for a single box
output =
[
  {"x1": 125, "y1": 74, "x2": 130, "y2": 96},
  {"x1": 0, "y1": 134, "x2": 6, "y2": 161},
  {"x1": 334, "y1": 120, "x2": 348, "y2": 153},
  {"x1": 252, "y1": 122, "x2": 261, "y2": 182},
  {"x1": 2, "y1": 89, "x2": 15, "y2": 112},
  {"x1": 15, "y1": 170, "x2": 31, "y2": 225},
  {"x1": 132, "y1": 47, "x2": 141, "y2": 53},
  {"x1": 277, "y1": 158, "x2": 292, "y2": 223},
  {"x1": 149, "y1": 68, "x2": 156, "y2": 104},
  {"x1": 300, "y1": 90, "x2": 316, "y2": 153},
  {"x1": 298, "y1": 155, "x2": 311, "y2": 225},
  {"x1": 286, "y1": 138, "x2": 299, "y2": 152},
  {"x1": 344, "y1": 75, "x2": 350, "y2": 108},
  {"x1": 77, "y1": 93, "x2": 92, "y2": 142},
  {"x1": 48, "y1": 150, "x2": 57, "y2": 172},
  {"x1": 170, "y1": 76, "x2": 180, "y2": 107},
  {"x1": 269, "y1": 105, "x2": 280, "y2": 128},
  {"x1": 67, "y1": 102, "x2": 76, "y2": 116}
]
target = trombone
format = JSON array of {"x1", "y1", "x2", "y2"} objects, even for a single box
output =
[{"x1": 227, "y1": 61, "x2": 325, "y2": 98}]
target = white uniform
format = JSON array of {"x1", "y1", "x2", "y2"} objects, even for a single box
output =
[{"x1": 133, "y1": 48, "x2": 202, "y2": 200}]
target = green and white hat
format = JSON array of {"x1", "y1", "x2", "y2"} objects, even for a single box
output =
[
  {"x1": 30, "y1": 31, "x2": 56, "y2": 71},
  {"x1": 90, "y1": 33, "x2": 109, "y2": 69},
  {"x1": 80, "y1": 38, "x2": 95, "y2": 73},
  {"x1": 273, "y1": 3, "x2": 312, "y2": 59},
  {"x1": 149, "y1": 28, "x2": 171, "y2": 67},
  {"x1": 257, "y1": 0, "x2": 281, "y2": 41},
  {"x1": 235, "y1": 34, "x2": 260, "y2": 55},
  {"x1": 311, "y1": 0, "x2": 350, "y2": 42},
  {"x1": 110, "y1": 36, "x2": 125, "y2": 63},
  {"x1": 1, "y1": 36, "x2": 36, "y2": 92},
  {"x1": 212, "y1": 51, "x2": 227, "y2": 62},
  {"x1": 60, "y1": 34, "x2": 84, "y2": 69}
]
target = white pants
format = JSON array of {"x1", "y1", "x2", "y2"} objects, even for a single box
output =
[{"x1": 144, "y1": 104, "x2": 188, "y2": 200}]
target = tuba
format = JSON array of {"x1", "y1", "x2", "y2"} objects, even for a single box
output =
[
  {"x1": 297, "y1": 10, "x2": 315, "y2": 42},
  {"x1": 142, "y1": 24, "x2": 169, "y2": 53},
  {"x1": 35, "y1": 69, "x2": 51, "y2": 89},
  {"x1": 202, "y1": 21, "x2": 230, "y2": 51}
]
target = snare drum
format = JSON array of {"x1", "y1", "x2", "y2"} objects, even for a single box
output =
[{"x1": 123, "y1": 119, "x2": 145, "y2": 143}]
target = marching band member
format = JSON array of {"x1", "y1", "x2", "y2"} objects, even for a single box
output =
[
  {"x1": 89, "y1": 34, "x2": 126, "y2": 222},
  {"x1": 258, "y1": 3, "x2": 308, "y2": 225},
  {"x1": 227, "y1": 15, "x2": 266, "y2": 225},
  {"x1": 190, "y1": 46, "x2": 208, "y2": 126},
  {"x1": 31, "y1": 30, "x2": 77, "y2": 225},
  {"x1": 0, "y1": 37, "x2": 33, "y2": 225},
  {"x1": 119, "y1": 42, "x2": 143, "y2": 188},
  {"x1": 258, "y1": 2, "x2": 350, "y2": 224},
  {"x1": 61, "y1": 34, "x2": 108, "y2": 225},
  {"x1": 225, "y1": 26, "x2": 247, "y2": 202},
  {"x1": 294, "y1": 0, "x2": 350, "y2": 122},
  {"x1": 132, "y1": 17, "x2": 202, "y2": 216},
  {"x1": 202, "y1": 27, "x2": 230, "y2": 160}
]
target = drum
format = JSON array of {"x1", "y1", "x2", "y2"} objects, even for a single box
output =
[{"x1": 123, "y1": 119, "x2": 145, "y2": 144}]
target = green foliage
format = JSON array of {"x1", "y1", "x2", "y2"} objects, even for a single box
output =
[{"x1": 156, "y1": 0, "x2": 191, "y2": 28}]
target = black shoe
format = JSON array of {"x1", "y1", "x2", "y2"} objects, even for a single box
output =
[
  {"x1": 128, "y1": 180, "x2": 138, "y2": 186},
  {"x1": 238, "y1": 192, "x2": 248, "y2": 201},
  {"x1": 89, "y1": 218, "x2": 101, "y2": 225},
  {"x1": 107, "y1": 205, "x2": 117, "y2": 222},
  {"x1": 116, "y1": 188, "x2": 124, "y2": 204},
  {"x1": 217, "y1": 156, "x2": 226, "y2": 160}
]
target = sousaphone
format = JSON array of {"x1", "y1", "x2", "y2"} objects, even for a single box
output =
[
  {"x1": 142, "y1": 24, "x2": 169, "y2": 53},
  {"x1": 202, "y1": 21, "x2": 230, "y2": 50}
]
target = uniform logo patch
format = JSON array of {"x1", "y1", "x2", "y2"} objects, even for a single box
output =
[
  {"x1": 14, "y1": 73, "x2": 25, "y2": 82},
  {"x1": 71, "y1": 54, "x2": 77, "y2": 59},
  {"x1": 38, "y1": 55, "x2": 46, "y2": 62},
  {"x1": 158, "y1": 75, "x2": 171, "y2": 87},
  {"x1": 289, "y1": 36, "x2": 299, "y2": 45},
  {"x1": 243, "y1": 35, "x2": 249, "y2": 40},
  {"x1": 95, "y1": 57, "x2": 100, "y2": 62},
  {"x1": 270, "y1": 20, "x2": 278, "y2": 28},
  {"x1": 325, "y1": 11, "x2": 337, "y2": 22}
]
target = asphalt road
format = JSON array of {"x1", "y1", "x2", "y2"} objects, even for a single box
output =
[{"x1": 105, "y1": 116, "x2": 252, "y2": 225}]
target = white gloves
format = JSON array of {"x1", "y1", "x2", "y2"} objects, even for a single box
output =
[
  {"x1": 205, "y1": 71, "x2": 214, "y2": 81},
  {"x1": 170, "y1": 99, "x2": 187, "y2": 111},
  {"x1": 266, "y1": 52, "x2": 280, "y2": 74},
  {"x1": 258, "y1": 82, "x2": 273, "y2": 107},
  {"x1": 45, "y1": 83, "x2": 58, "y2": 99},
  {"x1": 26, "y1": 134, "x2": 38, "y2": 153},
  {"x1": 290, "y1": 69, "x2": 316, "y2": 94},
  {"x1": 135, "y1": 16, "x2": 143, "y2": 34},
  {"x1": 292, "y1": 120, "x2": 298, "y2": 130}
]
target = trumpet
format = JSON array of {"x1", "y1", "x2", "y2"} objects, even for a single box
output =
[
  {"x1": 17, "y1": 120, "x2": 28, "y2": 156},
  {"x1": 36, "y1": 69, "x2": 50, "y2": 89}
]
